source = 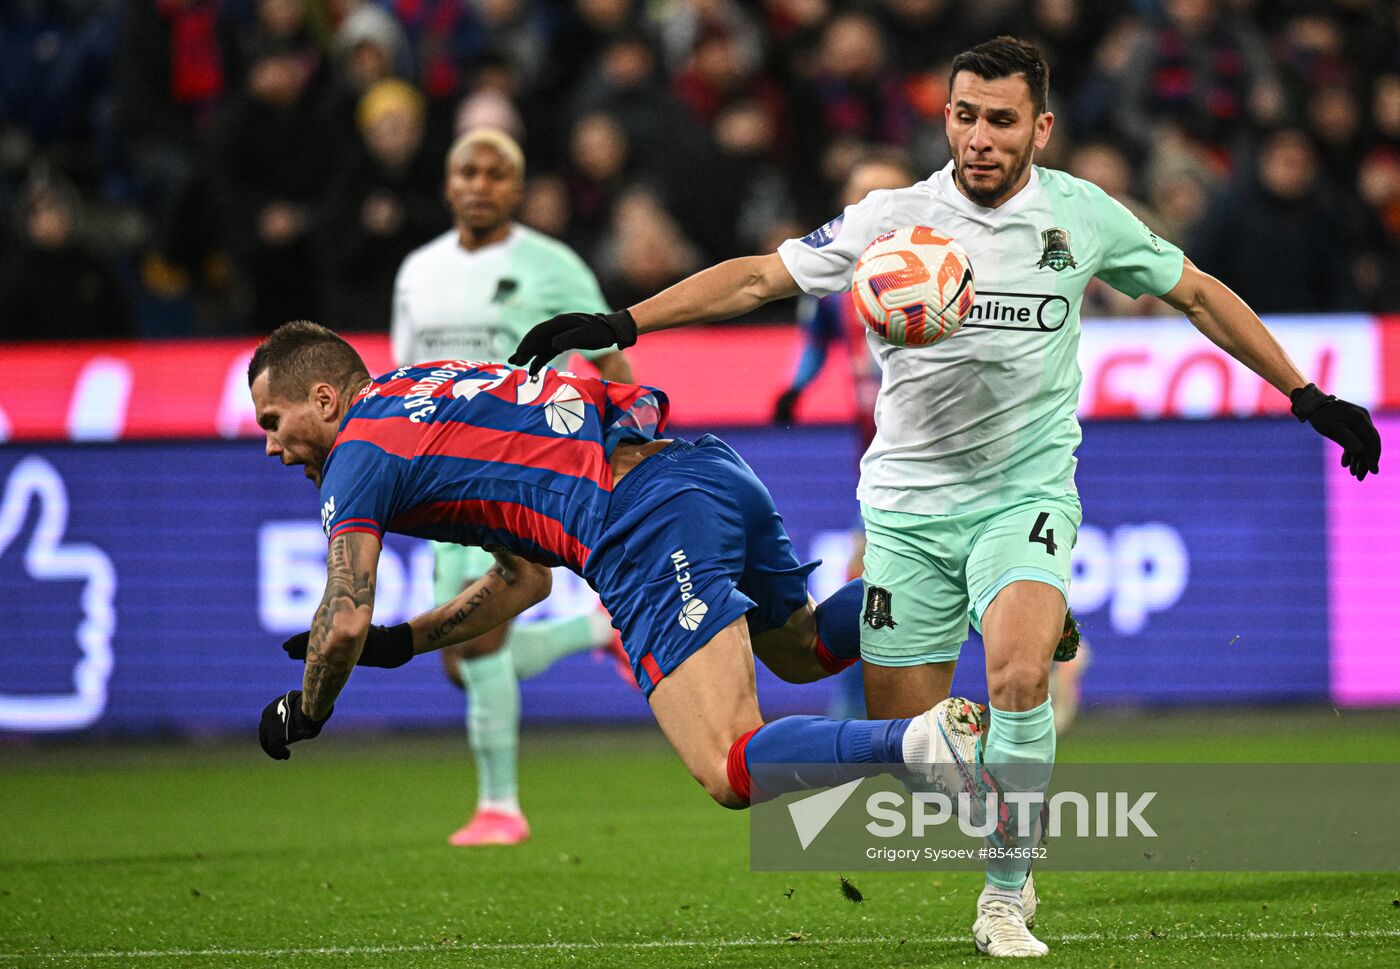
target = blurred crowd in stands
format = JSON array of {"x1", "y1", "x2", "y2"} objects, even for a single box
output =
[{"x1": 5, "y1": 0, "x2": 1400, "y2": 340}]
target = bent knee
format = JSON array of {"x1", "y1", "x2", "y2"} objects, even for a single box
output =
[
  {"x1": 987, "y1": 661, "x2": 1050, "y2": 709},
  {"x1": 692, "y1": 758, "x2": 748, "y2": 809}
]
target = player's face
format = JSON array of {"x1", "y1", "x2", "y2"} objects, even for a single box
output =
[
  {"x1": 445, "y1": 144, "x2": 524, "y2": 232},
  {"x1": 945, "y1": 72, "x2": 1053, "y2": 207},
  {"x1": 251, "y1": 372, "x2": 337, "y2": 486}
]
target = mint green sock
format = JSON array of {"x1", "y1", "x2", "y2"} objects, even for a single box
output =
[
  {"x1": 982, "y1": 699, "x2": 1056, "y2": 890},
  {"x1": 459, "y1": 650, "x2": 520, "y2": 811},
  {"x1": 507, "y1": 612, "x2": 614, "y2": 680}
]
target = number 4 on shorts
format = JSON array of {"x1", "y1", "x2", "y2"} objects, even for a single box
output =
[{"x1": 1028, "y1": 511, "x2": 1057, "y2": 556}]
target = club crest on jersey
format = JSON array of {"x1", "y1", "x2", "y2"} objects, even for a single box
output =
[
  {"x1": 492, "y1": 278, "x2": 518, "y2": 304},
  {"x1": 1037, "y1": 227, "x2": 1076, "y2": 272}
]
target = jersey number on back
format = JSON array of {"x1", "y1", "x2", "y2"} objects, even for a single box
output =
[{"x1": 1028, "y1": 512, "x2": 1057, "y2": 556}]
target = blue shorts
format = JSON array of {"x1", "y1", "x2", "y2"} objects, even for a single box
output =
[{"x1": 586, "y1": 435, "x2": 818, "y2": 697}]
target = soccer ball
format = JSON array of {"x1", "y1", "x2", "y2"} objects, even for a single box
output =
[{"x1": 851, "y1": 226, "x2": 975, "y2": 347}]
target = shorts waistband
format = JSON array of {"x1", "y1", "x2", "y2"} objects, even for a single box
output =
[{"x1": 604, "y1": 437, "x2": 695, "y2": 529}]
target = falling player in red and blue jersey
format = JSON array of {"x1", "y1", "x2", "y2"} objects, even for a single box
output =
[{"x1": 249, "y1": 321, "x2": 985, "y2": 805}]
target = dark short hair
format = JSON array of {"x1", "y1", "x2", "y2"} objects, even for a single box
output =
[
  {"x1": 949, "y1": 36, "x2": 1050, "y2": 116},
  {"x1": 248, "y1": 320, "x2": 370, "y2": 401}
]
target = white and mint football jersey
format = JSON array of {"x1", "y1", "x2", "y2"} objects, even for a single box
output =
[
  {"x1": 777, "y1": 162, "x2": 1185, "y2": 515},
  {"x1": 392, "y1": 224, "x2": 612, "y2": 367}
]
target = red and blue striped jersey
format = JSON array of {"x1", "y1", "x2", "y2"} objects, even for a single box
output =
[{"x1": 318, "y1": 361, "x2": 669, "y2": 572}]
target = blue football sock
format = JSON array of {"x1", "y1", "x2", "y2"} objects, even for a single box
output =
[
  {"x1": 734, "y1": 715, "x2": 911, "y2": 799},
  {"x1": 982, "y1": 699, "x2": 1056, "y2": 890},
  {"x1": 814, "y1": 578, "x2": 864, "y2": 661}
]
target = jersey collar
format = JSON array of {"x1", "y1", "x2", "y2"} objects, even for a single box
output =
[
  {"x1": 935, "y1": 162, "x2": 1041, "y2": 224},
  {"x1": 456, "y1": 222, "x2": 520, "y2": 256}
]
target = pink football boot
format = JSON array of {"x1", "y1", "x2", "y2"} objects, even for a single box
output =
[{"x1": 448, "y1": 808, "x2": 531, "y2": 847}]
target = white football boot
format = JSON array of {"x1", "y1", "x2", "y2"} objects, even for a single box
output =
[
  {"x1": 973, "y1": 892, "x2": 1049, "y2": 958},
  {"x1": 1021, "y1": 871, "x2": 1039, "y2": 928},
  {"x1": 901, "y1": 696, "x2": 985, "y2": 788}
]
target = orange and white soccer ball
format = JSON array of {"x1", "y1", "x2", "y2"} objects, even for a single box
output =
[{"x1": 851, "y1": 226, "x2": 975, "y2": 347}]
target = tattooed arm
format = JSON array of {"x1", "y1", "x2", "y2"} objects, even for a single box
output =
[
  {"x1": 301, "y1": 531, "x2": 381, "y2": 720},
  {"x1": 405, "y1": 549, "x2": 553, "y2": 656}
]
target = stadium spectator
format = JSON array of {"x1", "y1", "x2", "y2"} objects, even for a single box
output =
[
  {"x1": 595, "y1": 186, "x2": 700, "y2": 309},
  {"x1": 1355, "y1": 146, "x2": 1400, "y2": 310},
  {"x1": 222, "y1": 0, "x2": 331, "y2": 90},
  {"x1": 705, "y1": 99, "x2": 798, "y2": 258},
  {"x1": 0, "y1": 174, "x2": 131, "y2": 341},
  {"x1": 788, "y1": 12, "x2": 914, "y2": 218},
  {"x1": 1115, "y1": 0, "x2": 1282, "y2": 164},
  {"x1": 21, "y1": 0, "x2": 1400, "y2": 334},
  {"x1": 1190, "y1": 127, "x2": 1359, "y2": 314},
  {"x1": 320, "y1": 79, "x2": 445, "y2": 330},
  {"x1": 873, "y1": 0, "x2": 976, "y2": 77},
  {"x1": 114, "y1": 0, "x2": 227, "y2": 295},
  {"x1": 518, "y1": 173, "x2": 571, "y2": 238},
  {"x1": 333, "y1": 3, "x2": 412, "y2": 95},
  {"x1": 564, "y1": 111, "x2": 632, "y2": 258},
  {"x1": 206, "y1": 36, "x2": 350, "y2": 331},
  {"x1": 543, "y1": 0, "x2": 638, "y2": 110}
]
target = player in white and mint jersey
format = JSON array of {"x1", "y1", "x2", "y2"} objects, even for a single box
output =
[
  {"x1": 392, "y1": 129, "x2": 632, "y2": 850},
  {"x1": 511, "y1": 37, "x2": 1379, "y2": 958},
  {"x1": 393, "y1": 201, "x2": 619, "y2": 370},
  {"x1": 778, "y1": 161, "x2": 1181, "y2": 518}
]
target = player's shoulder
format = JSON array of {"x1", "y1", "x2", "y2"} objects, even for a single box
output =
[
  {"x1": 398, "y1": 229, "x2": 461, "y2": 277},
  {"x1": 513, "y1": 224, "x2": 591, "y2": 269},
  {"x1": 860, "y1": 178, "x2": 940, "y2": 216},
  {"x1": 1035, "y1": 166, "x2": 1120, "y2": 209}
]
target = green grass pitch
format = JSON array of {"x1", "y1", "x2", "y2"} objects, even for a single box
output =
[{"x1": 3, "y1": 708, "x2": 1398, "y2": 967}]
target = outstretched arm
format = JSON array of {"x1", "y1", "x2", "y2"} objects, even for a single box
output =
[
  {"x1": 628, "y1": 252, "x2": 802, "y2": 334},
  {"x1": 512, "y1": 253, "x2": 801, "y2": 373},
  {"x1": 1160, "y1": 258, "x2": 1380, "y2": 479},
  {"x1": 405, "y1": 550, "x2": 552, "y2": 655},
  {"x1": 1158, "y1": 258, "x2": 1305, "y2": 395}
]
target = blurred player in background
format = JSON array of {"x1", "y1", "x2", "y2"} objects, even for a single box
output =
[
  {"x1": 391, "y1": 128, "x2": 633, "y2": 847},
  {"x1": 514, "y1": 36, "x2": 1381, "y2": 957},
  {"x1": 250, "y1": 322, "x2": 979, "y2": 819},
  {"x1": 775, "y1": 151, "x2": 1093, "y2": 731}
]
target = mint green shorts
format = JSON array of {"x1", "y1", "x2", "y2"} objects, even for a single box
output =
[
  {"x1": 431, "y1": 541, "x2": 497, "y2": 605},
  {"x1": 858, "y1": 495, "x2": 1080, "y2": 666}
]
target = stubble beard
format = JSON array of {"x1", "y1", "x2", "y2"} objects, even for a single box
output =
[{"x1": 954, "y1": 139, "x2": 1035, "y2": 207}]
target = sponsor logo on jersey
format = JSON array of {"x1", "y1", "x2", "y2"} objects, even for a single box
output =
[
  {"x1": 1037, "y1": 227, "x2": 1077, "y2": 272},
  {"x1": 800, "y1": 216, "x2": 845, "y2": 249},
  {"x1": 320, "y1": 496, "x2": 335, "y2": 536},
  {"x1": 679, "y1": 598, "x2": 708, "y2": 630},
  {"x1": 671, "y1": 548, "x2": 707, "y2": 629},
  {"x1": 543, "y1": 384, "x2": 586, "y2": 434},
  {"x1": 863, "y1": 585, "x2": 896, "y2": 630},
  {"x1": 960, "y1": 290, "x2": 1070, "y2": 332}
]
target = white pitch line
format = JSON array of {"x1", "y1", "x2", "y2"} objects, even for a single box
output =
[{"x1": 2, "y1": 929, "x2": 1399, "y2": 961}]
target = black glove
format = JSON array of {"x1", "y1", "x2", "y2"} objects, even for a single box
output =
[
  {"x1": 1290, "y1": 383, "x2": 1382, "y2": 481},
  {"x1": 509, "y1": 309, "x2": 637, "y2": 375},
  {"x1": 772, "y1": 387, "x2": 801, "y2": 424},
  {"x1": 259, "y1": 690, "x2": 331, "y2": 760},
  {"x1": 281, "y1": 623, "x2": 414, "y2": 668}
]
